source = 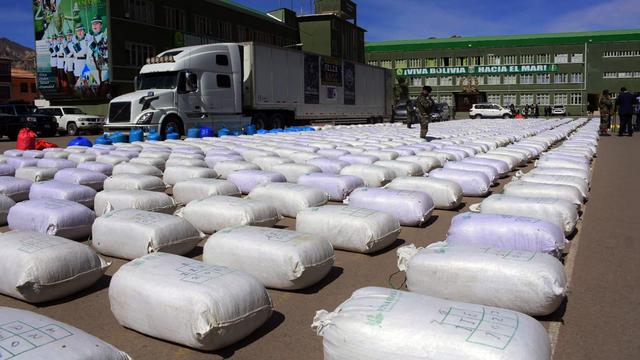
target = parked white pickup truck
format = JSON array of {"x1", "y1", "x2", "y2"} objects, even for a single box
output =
[{"x1": 37, "y1": 106, "x2": 105, "y2": 136}]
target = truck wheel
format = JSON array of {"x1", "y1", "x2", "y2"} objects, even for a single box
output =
[
  {"x1": 161, "y1": 116, "x2": 184, "y2": 137},
  {"x1": 269, "y1": 113, "x2": 285, "y2": 129},
  {"x1": 474, "y1": 114, "x2": 482, "y2": 119},
  {"x1": 67, "y1": 122, "x2": 78, "y2": 136},
  {"x1": 502, "y1": 114, "x2": 510, "y2": 119},
  {"x1": 251, "y1": 113, "x2": 268, "y2": 130}
]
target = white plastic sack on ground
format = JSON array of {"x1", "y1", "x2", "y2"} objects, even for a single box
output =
[
  {"x1": 429, "y1": 168, "x2": 491, "y2": 197},
  {"x1": 415, "y1": 150, "x2": 454, "y2": 163},
  {"x1": 504, "y1": 181, "x2": 584, "y2": 205},
  {"x1": 516, "y1": 173, "x2": 589, "y2": 198},
  {"x1": 228, "y1": 169, "x2": 286, "y2": 194},
  {"x1": 213, "y1": 161, "x2": 260, "y2": 180},
  {"x1": 104, "y1": 174, "x2": 167, "y2": 192},
  {"x1": 447, "y1": 212, "x2": 566, "y2": 256},
  {"x1": 312, "y1": 286, "x2": 550, "y2": 360},
  {"x1": 0, "y1": 176, "x2": 32, "y2": 202},
  {"x1": 395, "y1": 155, "x2": 442, "y2": 173},
  {"x1": 298, "y1": 173, "x2": 363, "y2": 201},
  {"x1": 68, "y1": 152, "x2": 97, "y2": 163},
  {"x1": 444, "y1": 161, "x2": 498, "y2": 183},
  {"x1": 0, "y1": 194, "x2": 15, "y2": 225},
  {"x1": 15, "y1": 166, "x2": 58, "y2": 182},
  {"x1": 203, "y1": 226, "x2": 334, "y2": 290},
  {"x1": 374, "y1": 160, "x2": 423, "y2": 177},
  {"x1": 250, "y1": 156, "x2": 293, "y2": 171},
  {"x1": 364, "y1": 150, "x2": 399, "y2": 160},
  {"x1": 138, "y1": 151, "x2": 171, "y2": 160},
  {"x1": 339, "y1": 164, "x2": 396, "y2": 187},
  {"x1": 529, "y1": 166, "x2": 590, "y2": 184},
  {"x1": 173, "y1": 178, "x2": 241, "y2": 205},
  {"x1": 54, "y1": 168, "x2": 107, "y2": 191},
  {"x1": 346, "y1": 187, "x2": 434, "y2": 226},
  {"x1": 29, "y1": 180, "x2": 96, "y2": 208},
  {"x1": 7, "y1": 157, "x2": 39, "y2": 168},
  {"x1": 96, "y1": 154, "x2": 128, "y2": 166},
  {"x1": 288, "y1": 152, "x2": 322, "y2": 164},
  {"x1": 8, "y1": 199, "x2": 96, "y2": 239},
  {"x1": 109, "y1": 253, "x2": 272, "y2": 350},
  {"x1": 271, "y1": 163, "x2": 322, "y2": 183},
  {"x1": 296, "y1": 205, "x2": 400, "y2": 253},
  {"x1": 22, "y1": 150, "x2": 44, "y2": 158},
  {"x1": 78, "y1": 161, "x2": 113, "y2": 175},
  {"x1": 475, "y1": 194, "x2": 578, "y2": 235},
  {"x1": 112, "y1": 162, "x2": 163, "y2": 177},
  {"x1": 130, "y1": 156, "x2": 166, "y2": 171},
  {"x1": 535, "y1": 158, "x2": 589, "y2": 173},
  {"x1": 94, "y1": 190, "x2": 176, "y2": 216},
  {"x1": 462, "y1": 157, "x2": 510, "y2": 177},
  {"x1": 0, "y1": 164, "x2": 15, "y2": 176},
  {"x1": 0, "y1": 230, "x2": 109, "y2": 302},
  {"x1": 205, "y1": 154, "x2": 245, "y2": 168},
  {"x1": 165, "y1": 158, "x2": 208, "y2": 168},
  {"x1": 247, "y1": 183, "x2": 329, "y2": 218},
  {"x1": 37, "y1": 158, "x2": 77, "y2": 170},
  {"x1": 338, "y1": 154, "x2": 380, "y2": 165},
  {"x1": 163, "y1": 165, "x2": 218, "y2": 186},
  {"x1": 398, "y1": 243, "x2": 566, "y2": 315},
  {"x1": 476, "y1": 153, "x2": 518, "y2": 170},
  {"x1": 306, "y1": 157, "x2": 350, "y2": 174},
  {"x1": 92, "y1": 209, "x2": 201, "y2": 259},
  {"x1": 181, "y1": 195, "x2": 280, "y2": 233},
  {"x1": 385, "y1": 176, "x2": 463, "y2": 210},
  {"x1": 0, "y1": 307, "x2": 130, "y2": 359}
]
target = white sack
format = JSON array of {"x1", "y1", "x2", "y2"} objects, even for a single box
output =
[
  {"x1": 14, "y1": 167, "x2": 58, "y2": 182},
  {"x1": 53, "y1": 168, "x2": 107, "y2": 191},
  {"x1": 29, "y1": 180, "x2": 96, "y2": 208},
  {"x1": 0, "y1": 194, "x2": 15, "y2": 225},
  {"x1": 516, "y1": 173, "x2": 589, "y2": 198},
  {"x1": 374, "y1": 160, "x2": 423, "y2": 177},
  {"x1": 163, "y1": 165, "x2": 218, "y2": 186},
  {"x1": 68, "y1": 152, "x2": 97, "y2": 163},
  {"x1": 112, "y1": 162, "x2": 163, "y2": 177},
  {"x1": 181, "y1": 196, "x2": 280, "y2": 233},
  {"x1": 395, "y1": 155, "x2": 442, "y2": 173},
  {"x1": 173, "y1": 178, "x2": 241, "y2": 205},
  {"x1": 429, "y1": 168, "x2": 491, "y2": 197},
  {"x1": 247, "y1": 183, "x2": 329, "y2": 218},
  {"x1": 503, "y1": 181, "x2": 584, "y2": 205},
  {"x1": 271, "y1": 163, "x2": 322, "y2": 183},
  {"x1": 250, "y1": 155, "x2": 293, "y2": 171},
  {"x1": 104, "y1": 174, "x2": 166, "y2": 192},
  {"x1": 386, "y1": 176, "x2": 463, "y2": 210},
  {"x1": 306, "y1": 158, "x2": 350, "y2": 174},
  {"x1": 228, "y1": 169, "x2": 286, "y2": 194},
  {"x1": 7, "y1": 199, "x2": 95, "y2": 239},
  {"x1": 212, "y1": 161, "x2": 260, "y2": 180},
  {"x1": 346, "y1": 187, "x2": 434, "y2": 226},
  {"x1": 94, "y1": 190, "x2": 176, "y2": 216},
  {"x1": 0, "y1": 164, "x2": 15, "y2": 176},
  {"x1": 36, "y1": 158, "x2": 76, "y2": 170},
  {"x1": 0, "y1": 176, "x2": 32, "y2": 202},
  {"x1": 339, "y1": 164, "x2": 396, "y2": 187},
  {"x1": 298, "y1": 173, "x2": 363, "y2": 201},
  {"x1": 445, "y1": 161, "x2": 498, "y2": 183},
  {"x1": 129, "y1": 156, "x2": 166, "y2": 171},
  {"x1": 77, "y1": 161, "x2": 113, "y2": 175}
]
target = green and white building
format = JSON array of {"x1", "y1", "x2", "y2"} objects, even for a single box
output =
[{"x1": 365, "y1": 29, "x2": 640, "y2": 115}]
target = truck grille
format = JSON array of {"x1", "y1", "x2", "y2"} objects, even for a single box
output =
[{"x1": 108, "y1": 102, "x2": 131, "y2": 123}]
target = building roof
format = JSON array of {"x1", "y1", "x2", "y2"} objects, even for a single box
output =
[
  {"x1": 297, "y1": 13, "x2": 366, "y2": 32},
  {"x1": 365, "y1": 29, "x2": 640, "y2": 53},
  {"x1": 208, "y1": 0, "x2": 293, "y2": 28},
  {"x1": 11, "y1": 68, "x2": 35, "y2": 79}
]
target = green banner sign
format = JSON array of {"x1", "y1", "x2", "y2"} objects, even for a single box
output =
[{"x1": 396, "y1": 64, "x2": 559, "y2": 77}]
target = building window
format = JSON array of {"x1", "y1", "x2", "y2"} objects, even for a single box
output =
[
  {"x1": 520, "y1": 93, "x2": 534, "y2": 105},
  {"x1": 618, "y1": 71, "x2": 634, "y2": 78},
  {"x1": 425, "y1": 58, "x2": 437, "y2": 67},
  {"x1": 634, "y1": 72, "x2": 640, "y2": 78},
  {"x1": 217, "y1": 21, "x2": 233, "y2": 41},
  {"x1": 570, "y1": 93, "x2": 582, "y2": 105},
  {"x1": 554, "y1": 54, "x2": 568, "y2": 64},
  {"x1": 486, "y1": 55, "x2": 500, "y2": 65},
  {"x1": 20, "y1": 83, "x2": 28, "y2": 93},
  {"x1": 605, "y1": 50, "x2": 640, "y2": 57},
  {"x1": 408, "y1": 59, "x2": 422, "y2": 68},
  {"x1": 439, "y1": 95, "x2": 453, "y2": 106},
  {"x1": 455, "y1": 57, "x2": 468, "y2": 66},
  {"x1": 470, "y1": 56, "x2": 484, "y2": 66},
  {"x1": 570, "y1": 73, "x2": 584, "y2": 83},
  {"x1": 487, "y1": 94, "x2": 501, "y2": 104},
  {"x1": 486, "y1": 75, "x2": 500, "y2": 85},
  {"x1": 439, "y1": 77, "x2": 453, "y2": 86},
  {"x1": 537, "y1": 54, "x2": 551, "y2": 63},
  {"x1": 537, "y1": 73, "x2": 551, "y2": 84},
  {"x1": 476, "y1": 76, "x2": 485, "y2": 85},
  {"x1": 164, "y1": 6, "x2": 185, "y2": 30},
  {"x1": 603, "y1": 72, "x2": 617, "y2": 78},
  {"x1": 441, "y1": 57, "x2": 452, "y2": 67},
  {"x1": 193, "y1": 14, "x2": 208, "y2": 35},
  {"x1": 503, "y1": 75, "x2": 517, "y2": 85},
  {"x1": 124, "y1": 0, "x2": 155, "y2": 24},
  {"x1": 379, "y1": 60, "x2": 392, "y2": 69},
  {"x1": 367, "y1": 60, "x2": 378, "y2": 66},
  {"x1": 394, "y1": 59, "x2": 407, "y2": 68},
  {"x1": 216, "y1": 74, "x2": 231, "y2": 88},
  {"x1": 536, "y1": 94, "x2": 550, "y2": 105},
  {"x1": 125, "y1": 43, "x2": 155, "y2": 66},
  {"x1": 554, "y1": 73, "x2": 569, "y2": 83},
  {"x1": 410, "y1": 77, "x2": 422, "y2": 87},
  {"x1": 423, "y1": 77, "x2": 436, "y2": 86},
  {"x1": 30, "y1": 83, "x2": 37, "y2": 93},
  {"x1": 502, "y1": 94, "x2": 517, "y2": 106},
  {"x1": 520, "y1": 74, "x2": 534, "y2": 84},
  {"x1": 554, "y1": 93, "x2": 568, "y2": 105},
  {"x1": 571, "y1": 53, "x2": 584, "y2": 63},
  {"x1": 503, "y1": 55, "x2": 517, "y2": 65},
  {"x1": 521, "y1": 54, "x2": 535, "y2": 64}
]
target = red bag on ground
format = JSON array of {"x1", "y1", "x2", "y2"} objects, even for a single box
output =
[
  {"x1": 16, "y1": 128, "x2": 36, "y2": 150},
  {"x1": 35, "y1": 139, "x2": 58, "y2": 150}
]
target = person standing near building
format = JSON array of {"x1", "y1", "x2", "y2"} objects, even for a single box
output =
[
  {"x1": 86, "y1": 16, "x2": 108, "y2": 86},
  {"x1": 73, "y1": 23, "x2": 88, "y2": 84},
  {"x1": 64, "y1": 29, "x2": 76, "y2": 93},
  {"x1": 416, "y1": 86, "x2": 435, "y2": 140},
  {"x1": 634, "y1": 92, "x2": 640, "y2": 131},
  {"x1": 56, "y1": 33, "x2": 66, "y2": 90},
  {"x1": 615, "y1": 87, "x2": 638, "y2": 136},
  {"x1": 534, "y1": 104, "x2": 540, "y2": 118},
  {"x1": 598, "y1": 90, "x2": 613, "y2": 135},
  {"x1": 406, "y1": 100, "x2": 416, "y2": 129}
]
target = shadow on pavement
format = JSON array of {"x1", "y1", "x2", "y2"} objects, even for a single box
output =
[
  {"x1": 214, "y1": 311, "x2": 286, "y2": 358},
  {"x1": 296, "y1": 266, "x2": 344, "y2": 295}
]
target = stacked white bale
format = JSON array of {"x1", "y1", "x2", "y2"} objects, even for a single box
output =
[
  {"x1": 7, "y1": 199, "x2": 96, "y2": 239},
  {"x1": 288, "y1": 152, "x2": 323, "y2": 164},
  {"x1": 395, "y1": 155, "x2": 442, "y2": 173},
  {"x1": 78, "y1": 161, "x2": 113, "y2": 175},
  {"x1": 296, "y1": 205, "x2": 400, "y2": 253},
  {"x1": 476, "y1": 153, "x2": 519, "y2": 170},
  {"x1": 54, "y1": 168, "x2": 107, "y2": 191},
  {"x1": 271, "y1": 163, "x2": 322, "y2": 183},
  {"x1": 444, "y1": 161, "x2": 498, "y2": 183},
  {"x1": 212, "y1": 161, "x2": 260, "y2": 180},
  {"x1": 428, "y1": 168, "x2": 491, "y2": 197},
  {"x1": 227, "y1": 169, "x2": 287, "y2": 194},
  {"x1": 0, "y1": 176, "x2": 32, "y2": 202},
  {"x1": 181, "y1": 196, "x2": 280, "y2": 233},
  {"x1": 535, "y1": 158, "x2": 589, "y2": 173},
  {"x1": 339, "y1": 164, "x2": 396, "y2": 187},
  {"x1": 250, "y1": 155, "x2": 294, "y2": 171},
  {"x1": 503, "y1": 181, "x2": 584, "y2": 205},
  {"x1": 7, "y1": 157, "x2": 39, "y2": 168},
  {"x1": 94, "y1": 190, "x2": 176, "y2": 216},
  {"x1": 0, "y1": 164, "x2": 15, "y2": 176},
  {"x1": 527, "y1": 167, "x2": 590, "y2": 184},
  {"x1": 515, "y1": 173, "x2": 589, "y2": 198},
  {"x1": 346, "y1": 187, "x2": 434, "y2": 226},
  {"x1": 104, "y1": 174, "x2": 167, "y2": 192},
  {"x1": 374, "y1": 160, "x2": 424, "y2": 177},
  {"x1": 96, "y1": 154, "x2": 129, "y2": 165},
  {"x1": 247, "y1": 183, "x2": 329, "y2": 218},
  {"x1": 306, "y1": 157, "x2": 350, "y2": 174},
  {"x1": 0, "y1": 194, "x2": 14, "y2": 225},
  {"x1": 312, "y1": 287, "x2": 551, "y2": 360},
  {"x1": 364, "y1": 150, "x2": 399, "y2": 160},
  {"x1": 203, "y1": 226, "x2": 334, "y2": 289},
  {"x1": 165, "y1": 158, "x2": 208, "y2": 168},
  {"x1": 446, "y1": 212, "x2": 566, "y2": 256},
  {"x1": 415, "y1": 150, "x2": 455, "y2": 163},
  {"x1": 338, "y1": 154, "x2": 380, "y2": 165},
  {"x1": 163, "y1": 165, "x2": 218, "y2": 186},
  {"x1": 172, "y1": 178, "x2": 241, "y2": 205},
  {"x1": 22, "y1": 150, "x2": 44, "y2": 158},
  {"x1": 109, "y1": 253, "x2": 272, "y2": 350},
  {"x1": 29, "y1": 180, "x2": 97, "y2": 208},
  {"x1": 298, "y1": 173, "x2": 364, "y2": 201},
  {"x1": 14, "y1": 166, "x2": 58, "y2": 182},
  {"x1": 461, "y1": 157, "x2": 510, "y2": 177},
  {"x1": 92, "y1": 209, "x2": 201, "y2": 259},
  {"x1": 112, "y1": 162, "x2": 163, "y2": 177},
  {"x1": 397, "y1": 243, "x2": 566, "y2": 316},
  {"x1": 385, "y1": 177, "x2": 463, "y2": 210},
  {"x1": 130, "y1": 156, "x2": 166, "y2": 170}
]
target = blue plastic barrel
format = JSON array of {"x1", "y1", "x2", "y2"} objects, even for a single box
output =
[
  {"x1": 166, "y1": 132, "x2": 180, "y2": 140},
  {"x1": 95, "y1": 134, "x2": 112, "y2": 145},
  {"x1": 218, "y1": 127, "x2": 230, "y2": 137},
  {"x1": 110, "y1": 132, "x2": 128, "y2": 143},
  {"x1": 147, "y1": 128, "x2": 162, "y2": 141},
  {"x1": 129, "y1": 128, "x2": 144, "y2": 143},
  {"x1": 231, "y1": 130, "x2": 242, "y2": 136},
  {"x1": 256, "y1": 129, "x2": 268, "y2": 134},
  {"x1": 269, "y1": 128, "x2": 283, "y2": 133},
  {"x1": 187, "y1": 128, "x2": 201, "y2": 138},
  {"x1": 200, "y1": 126, "x2": 214, "y2": 138},
  {"x1": 246, "y1": 124, "x2": 257, "y2": 135},
  {"x1": 67, "y1": 136, "x2": 93, "y2": 147}
]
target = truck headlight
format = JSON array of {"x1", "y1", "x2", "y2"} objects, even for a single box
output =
[{"x1": 136, "y1": 112, "x2": 154, "y2": 124}]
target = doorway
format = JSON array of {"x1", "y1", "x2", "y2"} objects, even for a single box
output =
[{"x1": 454, "y1": 92, "x2": 487, "y2": 113}]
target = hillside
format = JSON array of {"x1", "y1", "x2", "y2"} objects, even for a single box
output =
[{"x1": 0, "y1": 37, "x2": 36, "y2": 71}]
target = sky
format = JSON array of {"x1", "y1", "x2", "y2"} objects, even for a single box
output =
[{"x1": 1, "y1": 0, "x2": 639, "y2": 49}]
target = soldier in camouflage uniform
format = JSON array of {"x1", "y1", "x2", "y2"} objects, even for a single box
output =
[
  {"x1": 416, "y1": 86, "x2": 435, "y2": 140},
  {"x1": 598, "y1": 89, "x2": 613, "y2": 135}
]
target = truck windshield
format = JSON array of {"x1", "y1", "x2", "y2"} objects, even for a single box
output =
[
  {"x1": 136, "y1": 72, "x2": 179, "y2": 90},
  {"x1": 14, "y1": 105, "x2": 37, "y2": 115},
  {"x1": 63, "y1": 107, "x2": 86, "y2": 115}
]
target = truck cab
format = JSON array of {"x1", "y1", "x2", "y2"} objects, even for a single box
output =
[{"x1": 105, "y1": 43, "x2": 248, "y2": 136}]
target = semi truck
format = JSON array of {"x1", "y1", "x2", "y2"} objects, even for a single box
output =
[{"x1": 105, "y1": 42, "x2": 393, "y2": 136}]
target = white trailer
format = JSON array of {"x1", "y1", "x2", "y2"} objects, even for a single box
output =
[{"x1": 105, "y1": 42, "x2": 392, "y2": 136}]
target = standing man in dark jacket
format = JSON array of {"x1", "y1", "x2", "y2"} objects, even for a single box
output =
[
  {"x1": 416, "y1": 86, "x2": 435, "y2": 140},
  {"x1": 615, "y1": 87, "x2": 638, "y2": 136}
]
